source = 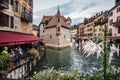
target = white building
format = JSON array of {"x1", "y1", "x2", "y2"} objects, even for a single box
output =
[
  {"x1": 108, "y1": 0, "x2": 120, "y2": 42},
  {"x1": 39, "y1": 8, "x2": 71, "y2": 49}
]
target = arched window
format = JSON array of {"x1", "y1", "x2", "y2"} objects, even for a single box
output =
[
  {"x1": 58, "y1": 18, "x2": 60, "y2": 23},
  {"x1": 58, "y1": 27, "x2": 60, "y2": 32}
]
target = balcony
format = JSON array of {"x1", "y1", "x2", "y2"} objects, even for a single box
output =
[
  {"x1": 21, "y1": 12, "x2": 32, "y2": 22},
  {"x1": 0, "y1": 0, "x2": 9, "y2": 10},
  {"x1": 100, "y1": 18, "x2": 108, "y2": 25},
  {"x1": 113, "y1": 21, "x2": 120, "y2": 27}
]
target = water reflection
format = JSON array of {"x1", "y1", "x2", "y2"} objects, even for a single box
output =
[{"x1": 33, "y1": 47, "x2": 120, "y2": 75}]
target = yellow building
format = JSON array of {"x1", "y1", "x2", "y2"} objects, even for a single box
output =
[
  {"x1": 83, "y1": 11, "x2": 108, "y2": 40},
  {"x1": 83, "y1": 18, "x2": 95, "y2": 40},
  {"x1": 94, "y1": 15, "x2": 103, "y2": 37},
  {"x1": 0, "y1": 0, "x2": 33, "y2": 34},
  {"x1": 94, "y1": 11, "x2": 109, "y2": 40}
]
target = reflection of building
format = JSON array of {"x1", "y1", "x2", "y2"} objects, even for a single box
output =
[
  {"x1": 0, "y1": 0, "x2": 33, "y2": 34},
  {"x1": 39, "y1": 8, "x2": 71, "y2": 49},
  {"x1": 108, "y1": 0, "x2": 120, "y2": 42},
  {"x1": 33, "y1": 25, "x2": 39, "y2": 36}
]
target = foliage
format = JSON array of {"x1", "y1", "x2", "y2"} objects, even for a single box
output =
[
  {"x1": 103, "y1": 25, "x2": 109, "y2": 80},
  {"x1": 45, "y1": 19, "x2": 50, "y2": 25},
  {"x1": 40, "y1": 46, "x2": 45, "y2": 52},
  {"x1": 0, "y1": 54, "x2": 12, "y2": 71},
  {"x1": 29, "y1": 48, "x2": 39, "y2": 58},
  {"x1": 45, "y1": 18, "x2": 52, "y2": 25},
  {"x1": 26, "y1": 67, "x2": 120, "y2": 80}
]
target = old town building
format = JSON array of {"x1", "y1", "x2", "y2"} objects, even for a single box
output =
[
  {"x1": 108, "y1": 0, "x2": 120, "y2": 42},
  {"x1": 39, "y1": 8, "x2": 71, "y2": 49},
  {"x1": 0, "y1": 0, "x2": 33, "y2": 33}
]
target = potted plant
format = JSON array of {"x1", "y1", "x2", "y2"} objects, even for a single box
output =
[
  {"x1": 29, "y1": 48, "x2": 39, "y2": 59},
  {"x1": 0, "y1": 54, "x2": 12, "y2": 72}
]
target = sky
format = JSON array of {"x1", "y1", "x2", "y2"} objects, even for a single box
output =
[{"x1": 33, "y1": 0, "x2": 114, "y2": 25}]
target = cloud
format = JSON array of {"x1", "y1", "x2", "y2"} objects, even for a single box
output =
[{"x1": 33, "y1": 0, "x2": 114, "y2": 25}]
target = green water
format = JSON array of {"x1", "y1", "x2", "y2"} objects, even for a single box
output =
[{"x1": 32, "y1": 47, "x2": 120, "y2": 75}]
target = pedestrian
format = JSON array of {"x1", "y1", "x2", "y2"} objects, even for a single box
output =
[{"x1": 18, "y1": 46, "x2": 23, "y2": 61}]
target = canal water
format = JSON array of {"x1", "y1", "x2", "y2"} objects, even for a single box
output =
[{"x1": 32, "y1": 47, "x2": 120, "y2": 75}]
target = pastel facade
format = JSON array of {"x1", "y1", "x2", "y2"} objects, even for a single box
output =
[
  {"x1": 108, "y1": 0, "x2": 120, "y2": 39},
  {"x1": 0, "y1": 0, "x2": 33, "y2": 34},
  {"x1": 77, "y1": 23, "x2": 84, "y2": 40},
  {"x1": 78, "y1": 11, "x2": 108, "y2": 41}
]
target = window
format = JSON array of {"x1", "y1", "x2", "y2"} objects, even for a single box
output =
[
  {"x1": 50, "y1": 35, "x2": 52, "y2": 39},
  {"x1": 116, "y1": 0, "x2": 120, "y2": 5},
  {"x1": 64, "y1": 35, "x2": 66, "y2": 39},
  {"x1": 14, "y1": 17, "x2": 19, "y2": 31},
  {"x1": 117, "y1": 7, "x2": 120, "y2": 13},
  {"x1": 109, "y1": 19, "x2": 113, "y2": 25},
  {"x1": 43, "y1": 24, "x2": 45, "y2": 27},
  {"x1": 58, "y1": 18, "x2": 60, "y2": 23},
  {"x1": 23, "y1": 22, "x2": 26, "y2": 33},
  {"x1": 109, "y1": 12, "x2": 113, "y2": 17},
  {"x1": 10, "y1": 0, "x2": 14, "y2": 5},
  {"x1": 15, "y1": 26, "x2": 19, "y2": 31},
  {"x1": 10, "y1": 17, "x2": 14, "y2": 29},
  {"x1": 29, "y1": 0, "x2": 33, "y2": 7},
  {"x1": 117, "y1": 16, "x2": 120, "y2": 21},
  {"x1": 99, "y1": 28, "x2": 101, "y2": 31},
  {"x1": 43, "y1": 30, "x2": 45, "y2": 33},
  {"x1": 58, "y1": 27, "x2": 60, "y2": 32},
  {"x1": 14, "y1": 0, "x2": 19, "y2": 12},
  {"x1": 118, "y1": 27, "x2": 120, "y2": 33},
  {"x1": 109, "y1": 29, "x2": 112, "y2": 33},
  {"x1": 0, "y1": 12, "x2": 9, "y2": 27}
]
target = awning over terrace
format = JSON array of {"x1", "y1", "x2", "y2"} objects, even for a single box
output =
[{"x1": 0, "y1": 32, "x2": 42, "y2": 46}]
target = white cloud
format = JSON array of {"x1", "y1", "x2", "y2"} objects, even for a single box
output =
[
  {"x1": 33, "y1": 0, "x2": 114, "y2": 25},
  {"x1": 33, "y1": 0, "x2": 70, "y2": 13}
]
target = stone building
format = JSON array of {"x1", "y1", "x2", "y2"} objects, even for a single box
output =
[{"x1": 39, "y1": 8, "x2": 71, "y2": 49}]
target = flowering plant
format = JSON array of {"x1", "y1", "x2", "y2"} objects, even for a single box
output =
[
  {"x1": 0, "y1": 54, "x2": 12, "y2": 71},
  {"x1": 29, "y1": 48, "x2": 39, "y2": 58}
]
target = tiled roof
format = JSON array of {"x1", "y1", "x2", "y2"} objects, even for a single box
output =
[
  {"x1": 45, "y1": 12, "x2": 70, "y2": 29},
  {"x1": 40, "y1": 16, "x2": 53, "y2": 24},
  {"x1": 61, "y1": 16, "x2": 67, "y2": 21}
]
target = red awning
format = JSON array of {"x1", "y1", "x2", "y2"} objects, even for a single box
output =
[{"x1": 0, "y1": 32, "x2": 42, "y2": 46}]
